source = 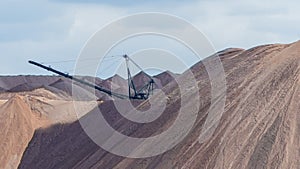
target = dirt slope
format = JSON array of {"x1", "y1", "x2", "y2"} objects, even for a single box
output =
[
  {"x1": 0, "y1": 88, "x2": 99, "y2": 169},
  {"x1": 15, "y1": 41, "x2": 300, "y2": 168},
  {"x1": 0, "y1": 76, "x2": 59, "y2": 91},
  {"x1": 0, "y1": 95, "x2": 49, "y2": 169}
]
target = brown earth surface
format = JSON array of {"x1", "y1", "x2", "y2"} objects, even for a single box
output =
[
  {"x1": 0, "y1": 89, "x2": 100, "y2": 169},
  {"x1": 1, "y1": 41, "x2": 300, "y2": 169}
]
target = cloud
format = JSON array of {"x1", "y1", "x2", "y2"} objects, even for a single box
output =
[
  {"x1": 0, "y1": 1, "x2": 127, "y2": 75},
  {"x1": 0, "y1": 0, "x2": 299, "y2": 75},
  {"x1": 50, "y1": 0, "x2": 195, "y2": 7},
  {"x1": 177, "y1": 0, "x2": 300, "y2": 49}
]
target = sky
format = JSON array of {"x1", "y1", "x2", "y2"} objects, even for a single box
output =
[{"x1": 0, "y1": 0, "x2": 299, "y2": 77}]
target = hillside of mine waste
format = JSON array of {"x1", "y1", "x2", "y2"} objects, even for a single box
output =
[{"x1": 0, "y1": 41, "x2": 299, "y2": 169}]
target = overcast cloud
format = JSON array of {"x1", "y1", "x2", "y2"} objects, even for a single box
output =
[{"x1": 0, "y1": 0, "x2": 299, "y2": 76}]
